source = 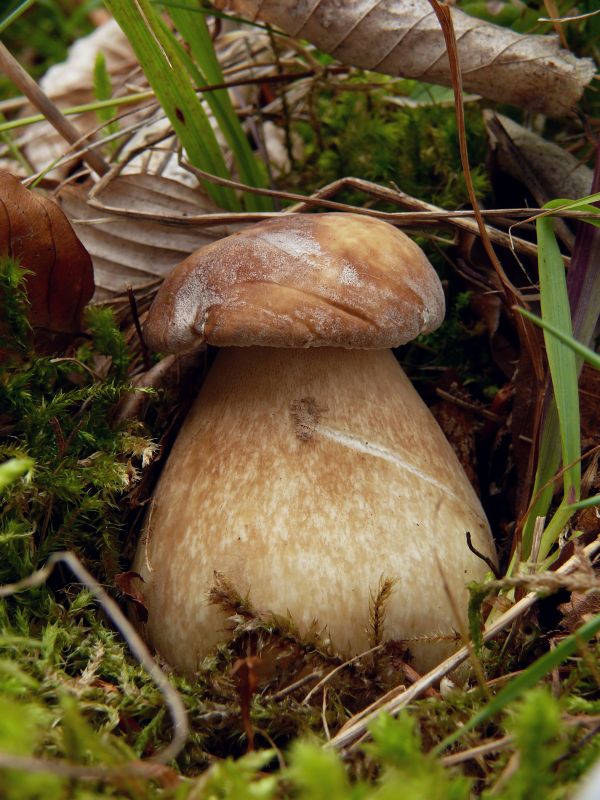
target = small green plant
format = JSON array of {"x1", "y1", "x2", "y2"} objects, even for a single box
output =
[
  {"x1": 519, "y1": 192, "x2": 600, "y2": 562},
  {"x1": 93, "y1": 52, "x2": 120, "y2": 152}
]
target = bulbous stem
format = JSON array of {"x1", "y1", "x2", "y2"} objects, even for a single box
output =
[{"x1": 134, "y1": 347, "x2": 495, "y2": 675}]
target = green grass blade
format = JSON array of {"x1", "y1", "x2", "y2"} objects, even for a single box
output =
[
  {"x1": 516, "y1": 308, "x2": 600, "y2": 371},
  {"x1": 543, "y1": 194, "x2": 600, "y2": 217},
  {"x1": 93, "y1": 52, "x2": 120, "y2": 151},
  {"x1": 534, "y1": 217, "x2": 581, "y2": 546},
  {"x1": 433, "y1": 611, "x2": 600, "y2": 755},
  {"x1": 0, "y1": 91, "x2": 156, "y2": 134},
  {"x1": 159, "y1": 4, "x2": 271, "y2": 211},
  {"x1": 105, "y1": 0, "x2": 239, "y2": 210},
  {"x1": 566, "y1": 493, "x2": 600, "y2": 510},
  {"x1": 520, "y1": 403, "x2": 561, "y2": 559},
  {"x1": 0, "y1": 0, "x2": 36, "y2": 35},
  {"x1": 157, "y1": 1, "x2": 278, "y2": 33}
]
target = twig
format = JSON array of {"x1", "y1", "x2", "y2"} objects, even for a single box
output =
[
  {"x1": 0, "y1": 551, "x2": 188, "y2": 764},
  {"x1": 0, "y1": 753, "x2": 178, "y2": 784},
  {"x1": 88, "y1": 160, "x2": 568, "y2": 265},
  {"x1": 127, "y1": 287, "x2": 151, "y2": 370},
  {"x1": 302, "y1": 645, "x2": 383, "y2": 705},
  {"x1": 0, "y1": 41, "x2": 109, "y2": 177},
  {"x1": 327, "y1": 538, "x2": 600, "y2": 752},
  {"x1": 270, "y1": 671, "x2": 323, "y2": 702},
  {"x1": 466, "y1": 532, "x2": 501, "y2": 579},
  {"x1": 434, "y1": 389, "x2": 503, "y2": 424},
  {"x1": 440, "y1": 734, "x2": 513, "y2": 767}
]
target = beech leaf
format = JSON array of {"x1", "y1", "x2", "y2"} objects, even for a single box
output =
[
  {"x1": 217, "y1": 0, "x2": 596, "y2": 117},
  {"x1": 0, "y1": 171, "x2": 94, "y2": 332},
  {"x1": 57, "y1": 173, "x2": 237, "y2": 300}
]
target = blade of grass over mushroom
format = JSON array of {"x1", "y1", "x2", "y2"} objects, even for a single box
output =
[
  {"x1": 105, "y1": 0, "x2": 239, "y2": 210},
  {"x1": 433, "y1": 610, "x2": 600, "y2": 756},
  {"x1": 164, "y1": 3, "x2": 272, "y2": 212}
]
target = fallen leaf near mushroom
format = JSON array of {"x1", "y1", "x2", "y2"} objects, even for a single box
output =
[
  {"x1": 114, "y1": 571, "x2": 148, "y2": 623},
  {"x1": 559, "y1": 592, "x2": 600, "y2": 634},
  {"x1": 216, "y1": 0, "x2": 595, "y2": 116},
  {"x1": 57, "y1": 173, "x2": 239, "y2": 300},
  {"x1": 0, "y1": 170, "x2": 94, "y2": 333},
  {"x1": 485, "y1": 112, "x2": 594, "y2": 203}
]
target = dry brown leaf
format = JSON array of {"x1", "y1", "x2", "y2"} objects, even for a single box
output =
[
  {"x1": 559, "y1": 591, "x2": 600, "y2": 633},
  {"x1": 0, "y1": 170, "x2": 94, "y2": 332},
  {"x1": 115, "y1": 571, "x2": 148, "y2": 622},
  {"x1": 57, "y1": 174, "x2": 239, "y2": 300},
  {"x1": 486, "y1": 112, "x2": 594, "y2": 203},
  {"x1": 217, "y1": 0, "x2": 595, "y2": 116}
]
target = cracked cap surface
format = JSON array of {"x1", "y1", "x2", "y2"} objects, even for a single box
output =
[{"x1": 144, "y1": 212, "x2": 445, "y2": 351}]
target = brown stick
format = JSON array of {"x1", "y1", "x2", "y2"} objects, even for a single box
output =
[{"x1": 0, "y1": 41, "x2": 109, "y2": 176}]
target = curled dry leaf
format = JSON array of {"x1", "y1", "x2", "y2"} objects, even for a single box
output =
[
  {"x1": 485, "y1": 112, "x2": 594, "y2": 204},
  {"x1": 57, "y1": 174, "x2": 238, "y2": 300},
  {"x1": 559, "y1": 591, "x2": 600, "y2": 633},
  {"x1": 217, "y1": 0, "x2": 595, "y2": 116},
  {"x1": 0, "y1": 170, "x2": 94, "y2": 332},
  {"x1": 115, "y1": 571, "x2": 148, "y2": 623}
]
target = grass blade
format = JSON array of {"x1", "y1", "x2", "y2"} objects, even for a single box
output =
[
  {"x1": 515, "y1": 308, "x2": 600, "y2": 371},
  {"x1": 521, "y1": 216, "x2": 582, "y2": 561},
  {"x1": 537, "y1": 216, "x2": 581, "y2": 505},
  {"x1": 433, "y1": 611, "x2": 600, "y2": 755},
  {"x1": 165, "y1": 3, "x2": 271, "y2": 211},
  {"x1": 105, "y1": 0, "x2": 239, "y2": 210},
  {"x1": 566, "y1": 494, "x2": 600, "y2": 510},
  {"x1": 0, "y1": 0, "x2": 36, "y2": 35}
]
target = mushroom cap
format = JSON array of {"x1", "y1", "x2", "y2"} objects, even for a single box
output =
[{"x1": 144, "y1": 213, "x2": 445, "y2": 352}]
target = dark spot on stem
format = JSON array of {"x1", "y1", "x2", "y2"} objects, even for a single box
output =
[
  {"x1": 290, "y1": 397, "x2": 325, "y2": 441},
  {"x1": 175, "y1": 107, "x2": 185, "y2": 123}
]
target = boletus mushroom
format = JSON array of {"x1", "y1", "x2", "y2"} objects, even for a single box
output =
[{"x1": 134, "y1": 213, "x2": 496, "y2": 674}]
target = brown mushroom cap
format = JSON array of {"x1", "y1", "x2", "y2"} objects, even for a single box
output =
[{"x1": 144, "y1": 213, "x2": 445, "y2": 352}]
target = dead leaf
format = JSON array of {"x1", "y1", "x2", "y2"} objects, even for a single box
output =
[
  {"x1": 217, "y1": 0, "x2": 595, "y2": 116},
  {"x1": 0, "y1": 170, "x2": 94, "y2": 332},
  {"x1": 485, "y1": 112, "x2": 593, "y2": 202},
  {"x1": 57, "y1": 174, "x2": 238, "y2": 300},
  {"x1": 115, "y1": 570, "x2": 147, "y2": 622},
  {"x1": 559, "y1": 591, "x2": 600, "y2": 633}
]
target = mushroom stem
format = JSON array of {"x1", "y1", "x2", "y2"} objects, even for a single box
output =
[{"x1": 135, "y1": 346, "x2": 495, "y2": 675}]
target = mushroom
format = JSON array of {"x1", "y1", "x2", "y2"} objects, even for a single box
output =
[{"x1": 133, "y1": 213, "x2": 496, "y2": 675}]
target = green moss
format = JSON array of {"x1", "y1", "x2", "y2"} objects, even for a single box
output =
[{"x1": 295, "y1": 86, "x2": 490, "y2": 209}]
